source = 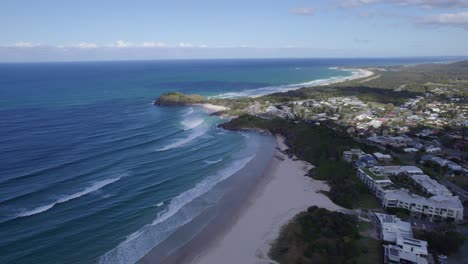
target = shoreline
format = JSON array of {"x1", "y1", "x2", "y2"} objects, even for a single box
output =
[
  {"x1": 152, "y1": 135, "x2": 346, "y2": 264},
  {"x1": 213, "y1": 67, "x2": 375, "y2": 99}
]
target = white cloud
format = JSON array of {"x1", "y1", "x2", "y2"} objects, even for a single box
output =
[
  {"x1": 178, "y1": 42, "x2": 194, "y2": 48},
  {"x1": 141, "y1": 41, "x2": 166, "y2": 47},
  {"x1": 289, "y1": 8, "x2": 315, "y2": 16},
  {"x1": 417, "y1": 12, "x2": 468, "y2": 26},
  {"x1": 14, "y1": 41, "x2": 41, "y2": 48},
  {"x1": 75, "y1": 42, "x2": 99, "y2": 49},
  {"x1": 339, "y1": 0, "x2": 381, "y2": 8},
  {"x1": 338, "y1": 0, "x2": 468, "y2": 8},
  {"x1": 112, "y1": 40, "x2": 133, "y2": 48}
]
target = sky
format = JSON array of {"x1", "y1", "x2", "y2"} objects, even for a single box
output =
[{"x1": 1, "y1": 0, "x2": 468, "y2": 62}]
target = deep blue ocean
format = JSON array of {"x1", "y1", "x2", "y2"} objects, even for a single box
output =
[{"x1": 0, "y1": 58, "x2": 458, "y2": 264}]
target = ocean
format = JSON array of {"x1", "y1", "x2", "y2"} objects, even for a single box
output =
[{"x1": 0, "y1": 57, "x2": 456, "y2": 264}]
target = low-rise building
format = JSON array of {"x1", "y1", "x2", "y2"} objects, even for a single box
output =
[
  {"x1": 409, "y1": 174, "x2": 452, "y2": 197},
  {"x1": 404, "y1": 148, "x2": 419, "y2": 153},
  {"x1": 375, "y1": 213, "x2": 429, "y2": 264},
  {"x1": 384, "y1": 238, "x2": 429, "y2": 264},
  {"x1": 343, "y1": 148, "x2": 365, "y2": 162},
  {"x1": 373, "y1": 152, "x2": 393, "y2": 162},
  {"x1": 354, "y1": 163, "x2": 464, "y2": 222},
  {"x1": 378, "y1": 189, "x2": 463, "y2": 222},
  {"x1": 374, "y1": 213, "x2": 412, "y2": 242}
]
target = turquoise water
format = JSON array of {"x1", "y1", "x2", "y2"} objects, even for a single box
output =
[{"x1": 0, "y1": 58, "x2": 454, "y2": 264}]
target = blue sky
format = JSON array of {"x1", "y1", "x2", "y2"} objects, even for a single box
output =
[{"x1": 1, "y1": 0, "x2": 468, "y2": 61}]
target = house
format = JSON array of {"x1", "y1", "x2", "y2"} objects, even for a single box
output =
[
  {"x1": 446, "y1": 161, "x2": 462, "y2": 172},
  {"x1": 359, "y1": 154, "x2": 378, "y2": 167},
  {"x1": 425, "y1": 147, "x2": 441, "y2": 153},
  {"x1": 343, "y1": 149, "x2": 365, "y2": 162},
  {"x1": 404, "y1": 148, "x2": 419, "y2": 153},
  {"x1": 373, "y1": 152, "x2": 393, "y2": 163}
]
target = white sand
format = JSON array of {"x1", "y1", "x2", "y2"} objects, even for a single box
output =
[
  {"x1": 194, "y1": 103, "x2": 228, "y2": 112},
  {"x1": 190, "y1": 135, "x2": 345, "y2": 264}
]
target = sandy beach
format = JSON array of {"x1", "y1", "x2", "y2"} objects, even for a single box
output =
[
  {"x1": 195, "y1": 103, "x2": 229, "y2": 113},
  {"x1": 186, "y1": 135, "x2": 346, "y2": 264}
]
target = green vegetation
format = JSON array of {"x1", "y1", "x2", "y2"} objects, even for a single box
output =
[
  {"x1": 262, "y1": 85, "x2": 421, "y2": 105},
  {"x1": 388, "y1": 175, "x2": 430, "y2": 198},
  {"x1": 220, "y1": 115, "x2": 379, "y2": 209},
  {"x1": 154, "y1": 92, "x2": 207, "y2": 105},
  {"x1": 385, "y1": 207, "x2": 411, "y2": 221},
  {"x1": 362, "y1": 167, "x2": 385, "y2": 180},
  {"x1": 332, "y1": 62, "x2": 468, "y2": 96},
  {"x1": 355, "y1": 237, "x2": 383, "y2": 264},
  {"x1": 414, "y1": 226, "x2": 466, "y2": 256},
  {"x1": 270, "y1": 206, "x2": 369, "y2": 264}
]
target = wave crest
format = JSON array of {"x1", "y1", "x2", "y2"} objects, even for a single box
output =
[
  {"x1": 15, "y1": 177, "x2": 121, "y2": 218},
  {"x1": 99, "y1": 155, "x2": 255, "y2": 264}
]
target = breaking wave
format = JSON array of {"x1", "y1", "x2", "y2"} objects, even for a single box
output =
[
  {"x1": 14, "y1": 177, "x2": 121, "y2": 218},
  {"x1": 99, "y1": 155, "x2": 255, "y2": 264}
]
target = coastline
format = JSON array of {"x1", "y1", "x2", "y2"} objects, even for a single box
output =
[
  {"x1": 151, "y1": 135, "x2": 346, "y2": 264},
  {"x1": 194, "y1": 103, "x2": 229, "y2": 113},
  {"x1": 214, "y1": 67, "x2": 374, "y2": 98}
]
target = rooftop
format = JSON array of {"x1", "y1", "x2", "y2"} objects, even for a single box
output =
[{"x1": 362, "y1": 167, "x2": 387, "y2": 180}]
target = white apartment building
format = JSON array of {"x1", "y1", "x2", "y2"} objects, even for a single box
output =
[
  {"x1": 376, "y1": 213, "x2": 429, "y2": 264},
  {"x1": 378, "y1": 189, "x2": 464, "y2": 222},
  {"x1": 374, "y1": 213, "x2": 413, "y2": 242},
  {"x1": 355, "y1": 164, "x2": 464, "y2": 222}
]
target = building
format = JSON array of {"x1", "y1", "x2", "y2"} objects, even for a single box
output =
[
  {"x1": 354, "y1": 164, "x2": 464, "y2": 222},
  {"x1": 374, "y1": 152, "x2": 393, "y2": 163},
  {"x1": 374, "y1": 166, "x2": 423, "y2": 176},
  {"x1": 343, "y1": 148, "x2": 365, "y2": 162},
  {"x1": 404, "y1": 148, "x2": 419, "y2": 153},
  {"x1": 384, "y1": 238, "x2": 429, "y2": 264},
  {"x1": 360, "y1": 154, "x2": 378, "y2": 167},
  {"x1": 409, "y1": 174, "x2": 452, "y2": 197},
  {"x1": 425, "y1": 147, "x2": 441, "y2": 153},
  {"x1": 446, "y1": 161, "x2": 462, "y2": 172},
  {"x1": 374, "y1": 213, "x2": 412, "y2": 242},
  {"x1": 378, "y1": 189, "x2": 464, "y2": 222},
  {"x1": 357, "y1": 167, "x2": 393, "y2": 192},
  {"x1": 375, "y1": 213, "x2": 429, "y2": 264}
]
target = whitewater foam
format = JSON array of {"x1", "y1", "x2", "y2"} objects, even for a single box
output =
[
  {"x1": 181, "y1": 117, "x2": 204, "y2": 130},
  {"x1": 99, "y1": 155, "x2": 255, "y2": 264},
  {"x1": 156, "y1": 126, "x2": 209, "y2": 152},
  {"x1": 203, "y1": 158, "x2": 223, "y2": 165},
  {"x1": 213, "y1": 67, "x2": 373, "y2": 98},
  {"x1": 182, "y1": 107, "x2": 194, "y2": 116},
  {"x1": 15, "y1": 177, "x2": 121, "y2": 218}
]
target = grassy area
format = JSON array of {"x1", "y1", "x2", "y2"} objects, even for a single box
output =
[
  {"x1": 353, "y1": 192, "x2": 381, "y2": 209},
  {"x1": 362, "y1": 167, "x2": 386, "y2": 180}
]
